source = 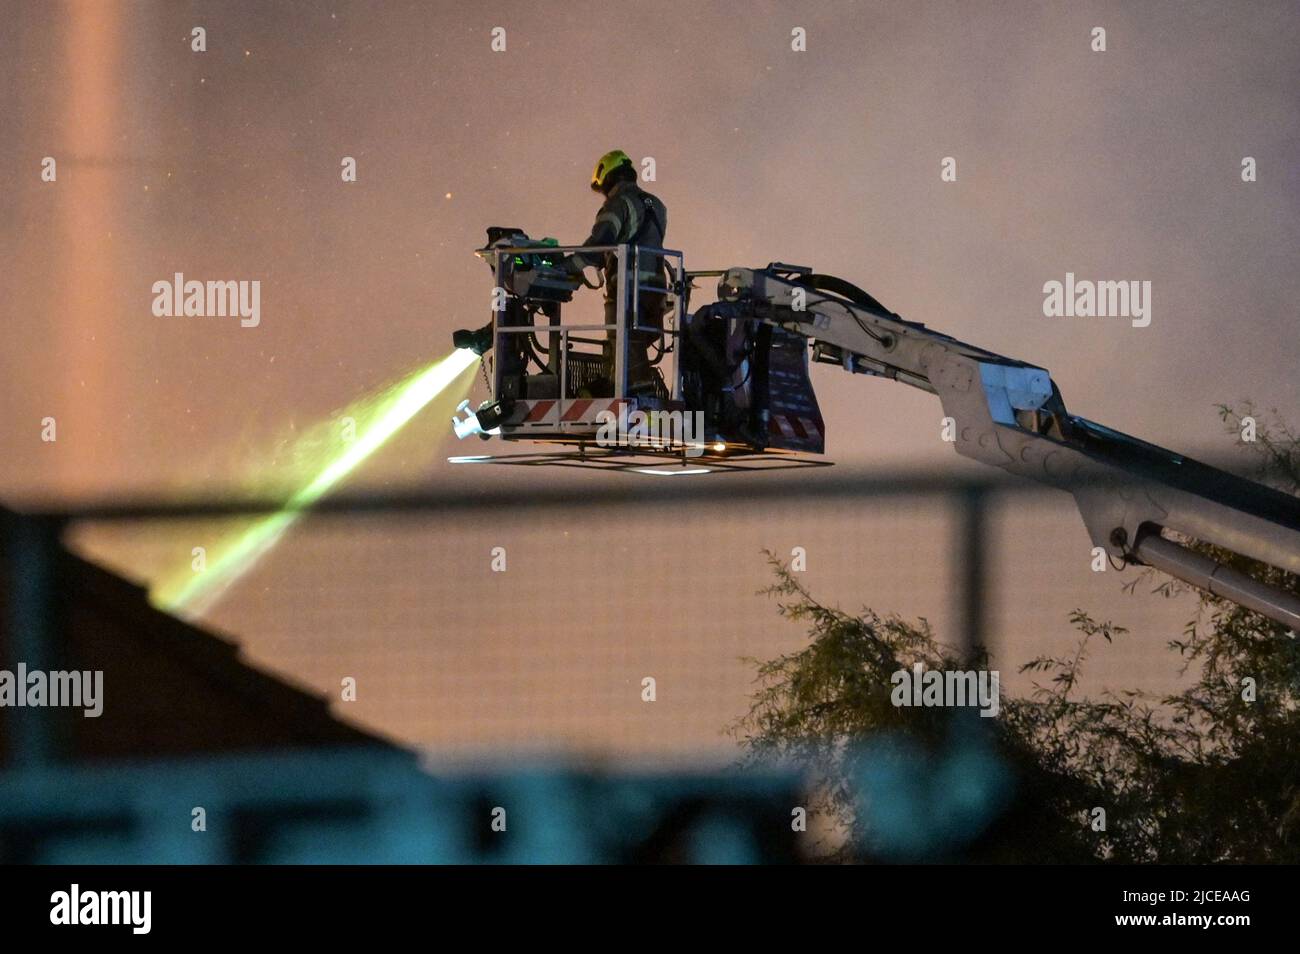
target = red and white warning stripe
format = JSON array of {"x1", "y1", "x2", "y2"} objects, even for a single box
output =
[
  {"x1": 513, "y1": 398, "x2": 630, "y2": 426},
  {"x1": 769, "y1": 414, "x2": 823, "y2": 442}
]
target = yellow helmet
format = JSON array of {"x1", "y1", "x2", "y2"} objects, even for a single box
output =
[{"x1": 591, "y1": 149, "x2": 633, "y2": 192}]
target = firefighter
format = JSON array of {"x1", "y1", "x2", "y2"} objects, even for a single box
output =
[{"x1": 563, "y1": 149, "x2": 669, "y2": 395}]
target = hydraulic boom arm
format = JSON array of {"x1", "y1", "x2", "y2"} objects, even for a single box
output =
[{"x1": 716, "y1": 264, "x2": 1300, "y2": 630}]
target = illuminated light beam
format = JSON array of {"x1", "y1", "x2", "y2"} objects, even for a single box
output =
[{"x1": 153, "y1": 348, "x2": 480, "y2": 616}]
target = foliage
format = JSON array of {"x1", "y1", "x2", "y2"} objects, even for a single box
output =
[{"x1": 734, "y1": 407, "x2": 1300, "y2": 862}]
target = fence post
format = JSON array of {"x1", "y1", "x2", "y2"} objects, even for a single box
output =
[
  {"x1": 2, "y1": 512, "x2": 66, "y2": 765},
  {"x1": 954, "y1": 485, "x2": 990, "y2": 664}
]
